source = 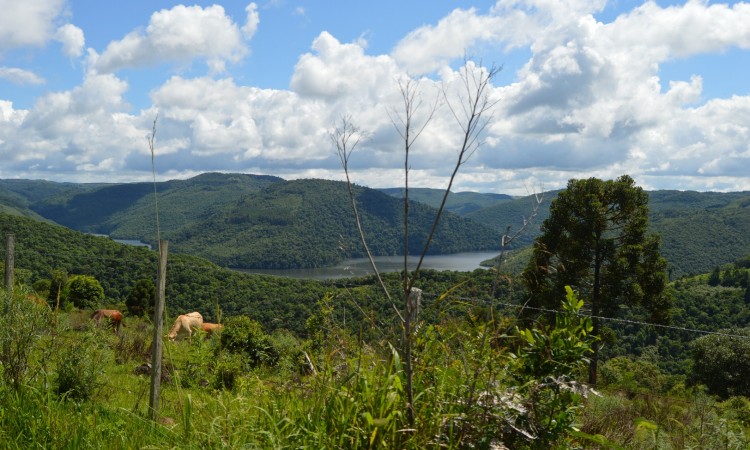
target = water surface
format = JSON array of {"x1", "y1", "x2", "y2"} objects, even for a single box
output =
[{"x1": 239, "y1": 251, "x2": 500, "y2": 280}]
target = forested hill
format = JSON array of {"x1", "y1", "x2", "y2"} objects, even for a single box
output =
[
  {"x1": 466, "y1": 189, "x2": 750, "y2": 278},
  {"x1": 166, "y1": 179, "x2": 499, "y2": 268},
  {"x1": 379, "y1": 187, "x2": 513, "y2": 215},
  {"x1": 0, "y1": 174, "x2": 499, "y2": 269},
  {"x1": 22, "y1": 172, "x2": 285, "y2": 237},
  {"x1": 0, "y1": 213, "x2": 330, "y2": 333},
  {"x1": 3, "y1": 173, "x2": 750, "y2": 275}
]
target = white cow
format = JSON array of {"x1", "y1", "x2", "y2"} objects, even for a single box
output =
[{"x1": 168, "y1": 312, "x2": 203, "y2": 341}]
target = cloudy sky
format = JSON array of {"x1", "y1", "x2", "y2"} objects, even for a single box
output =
[{"x1": 1, "y1": 0, "x2": 749, "y2": 195}]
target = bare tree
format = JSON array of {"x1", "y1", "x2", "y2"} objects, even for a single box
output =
[{"x1": 332, "y1": 61, "x2": 500, "y2": 427}]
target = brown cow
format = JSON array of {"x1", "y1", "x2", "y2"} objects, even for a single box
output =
[
  {"x1": 91, "y1": 309, "x2": 124, "y2": 333},
  {"x1": 201, "y1": 322, "x2": 224, "y2": 337},
  {"x1": 168, "y1": 312, "x2": 203, "y2": 341}
]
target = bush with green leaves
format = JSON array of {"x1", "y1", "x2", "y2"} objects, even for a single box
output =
[
  {"x1": 691, "y1": 327, "x2": 750, "y2": 398},
  {"x1": 0, "y1": 289, "x2": 52, "y2": 389},
  {"x1": 599, "y1": 356, "x2": 667, "y2": 394},
  {"x1": 212, "y1": 352, "x2": 245, "y2": 391},
  {"x1": 125, "y1": 278, "x2": 155, "y2": 317},
  {"x1": 55, "y1": 330, "x2": 111, "y2": 401},
  {"x1": 66, "y1": 274, "x2": 104, "y2": 309},
  {"x1": 505, "y1": 286, "x2": 596, "y2": 448},
  {"x1": 219, "y1": 315, "x2": 279, "y2": 369}
]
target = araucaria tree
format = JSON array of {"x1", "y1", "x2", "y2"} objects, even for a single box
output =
[{"x1": 522, "y1": 175, "x2": 672, "y2": 385}]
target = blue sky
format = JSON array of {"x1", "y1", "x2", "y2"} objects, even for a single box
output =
[{"x1": 1, "y1": 0, "x2": 749, "y2": 195}]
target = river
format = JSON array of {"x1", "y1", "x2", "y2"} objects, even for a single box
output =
[{"x1": 238, "y1": 251, "x2": 500, "y2": 280}]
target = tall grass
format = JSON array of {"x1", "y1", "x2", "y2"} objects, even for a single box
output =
[{"x1": 0, "y1": 287, "x2": 747, "y2": 448}]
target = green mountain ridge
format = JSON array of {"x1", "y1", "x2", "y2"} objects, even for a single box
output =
[
  {"x1": 379, "y1": 187, "x2": 513, "y2": 215},
  {"x1": 2, "y1": 174, "x2": 499, "y2": 270},
  {"x1": 466, "y1": 189, "x2": 750, "y2": 278},
  {"x1": 2, "y1": 173, "x2": 750, "y2": 276}
]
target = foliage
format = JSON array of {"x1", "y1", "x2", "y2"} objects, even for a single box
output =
[
  {"x1": 54, "y1": 330, "x2": 111, "y2": 401},
  {"x1": 470, "y1": 188, "x2": 750, "y2": 278},
  {"x1": 600, "y1": 270, "x2": 750, "y2": 377},
  {"x1": 0, "y1": 289, "x2": 52, "y2": 389},
  {"x1": 65, "y1": 274, "x2": 104, "y2": 309},
  {"x1": 219, "y1": 315, "x2": 279, "y2": 369},
  {"x1": 0, "y1": 286, "x2": 742, "y2": 448},
  {"x1": 4, "y1": 175, "x2": 750, "y2": 275},
  {"x1": 380, "y1": 187, "x2": 512, "y2": 215},
  {"x1": 125, "y1": 278, "x2": 155, "y2": 317},
  {"x1": 506, "y1": 286, "x2": 595, "y2": 448},
  {"x1": 523, "y1": 175, "x2": 671, "y2": 383},
  {"x1": 599, "y1": 356, "x2": 668, "y2": 394},
  {"x1": 14, "y1": 175, "x2": 499, "y2": 270},
  {"x1": 691, "y1": 327, "x2": 750, "y2": 399},
  {"x1": 46, "y1": 269, "x2": 67, "y2": 309}
]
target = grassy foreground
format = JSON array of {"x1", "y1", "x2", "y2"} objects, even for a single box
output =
[{"x1": 0, "y1": 288, "x2": 749, "y2": 449}]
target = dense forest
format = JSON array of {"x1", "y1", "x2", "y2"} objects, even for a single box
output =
[
  {"x1": 468, "y1": 188, "x2": 750, "y2": 278},
  {"x1": 0, "y1": 213, "x2": 501, "y2": 335},
  {"x1": 0, "y1": 175, "x2": 499, "y2": 269},
  {"x1": 2, "y1": 174, "x2": 750, "y2": 275}
]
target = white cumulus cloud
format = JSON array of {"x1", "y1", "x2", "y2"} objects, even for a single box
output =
[
  {"x1": 55, "y1": 24, "x2": 86, "y2": 58},
  {"x1": 242, "y1": 3, "x2": 260, "y2": 39},
  {"x1": 0, "y1": 67, "x2": 45, "y2": 85},
  {"x1": 92, "y1": 4, "x2": 250, "y2": 74},
  {"x1": 2, "y1": 0, "x2": 750, "y2": 195},
  {"x1": 0, "y1": 0, "x2": 66, "y2": 51}
]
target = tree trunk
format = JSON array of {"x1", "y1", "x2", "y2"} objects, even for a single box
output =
[{"x1": 589, "y1": 236, "x2": 602, "y2": 385}]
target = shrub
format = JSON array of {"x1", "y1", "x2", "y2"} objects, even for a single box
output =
[
  {"x1": 66, "y1": 275, "x2": 104, "y2": 309},
  {"x1": 0, "y1": 289, "x2": 52, "y2": 389},
  {"x1": 269, "y1": 329, "x2": 307, "y2": 378},
  {"x1": 505, "y1": 286, "x2": 596, "y2": 448},
  {"x1": 55, "y1": 331, "x2": 111, "y2": 401},
  {"x1": 219, "y1": 316, "x2": 279, "y2": 369},
  {"x1": 213, "y1": 352, "x2": 245, "y2": 391},
  {"x1": 691, "y1": 327, "x2": 750, "y2": 398},
  {"x1": 125, "y1": 279, "x2": 155, "y2": 317},
  {"x1": 599, "y1": 356, "x2": 667, "y2": 393},
  {"x1": 111, "y1": 321, "x2": 152, "y2": 364}
]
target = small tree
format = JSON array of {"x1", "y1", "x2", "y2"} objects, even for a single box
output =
[
  {"x1": 47, "y1": 269, "x2": 68, "y2": 309},
  {"x1": 333, "y1": 61, "x2": 499, "y2": 426},
  {"x1": 66, "y1": 275, "x2": 105, "y2": 309},
  {"x1": 219, "y1": 315, "x2": 279, "y2": 368},
  {"x1": 126, "y1": 278, "x2": 156, "y2": 317},
  {"x1": 691, "y1": 328, "x2": 750, "y2": 398},
  {"x1": 708, "y1": 267, "x2": 721, "y2": 286},
  {"x1": 523, "y1": 175, "x2": 672, "y2": 385},
  {"x1": 0, "y1": 289, "x2": 52, "y2": 389}
]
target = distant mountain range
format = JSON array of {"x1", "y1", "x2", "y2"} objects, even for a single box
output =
[
  {"x1": 0, "y1": 173, "x2": 499, "y2": 269},
  {"x1": 1, "y1": 172, "x2": 749, "y2": 276}
]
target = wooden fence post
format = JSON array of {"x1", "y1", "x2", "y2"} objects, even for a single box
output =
[
  {"x1": 4, "y1": 234, "x2": 14, "y2": 296},
  {"x1": 149, "y1": 240, "x2": 168, "y2": 420}
]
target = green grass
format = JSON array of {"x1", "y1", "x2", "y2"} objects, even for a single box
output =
[{"x1": 0, "y1": 289, "x2": 748, "y2": 449}]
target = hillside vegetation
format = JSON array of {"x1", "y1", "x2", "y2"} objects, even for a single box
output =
[
  {"x1": 469, "y1": 189, "x2": 750, "y2": 277},
  {"x1": 7, "y1": 174, "x2": 499, "y2": 269},
  {"x1": 3, "y1": 173, "x2": 750, "y2": 276},
  {"x1": 380, "y1": 187, "x2": 513, "y2": 215},
  {"x1": 0, "y1": 213, "x2": 328, "y2": 333}
]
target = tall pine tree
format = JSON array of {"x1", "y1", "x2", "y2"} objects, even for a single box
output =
[{"x1": 523, "y1": 175, "x2": 672, "y2": 385}]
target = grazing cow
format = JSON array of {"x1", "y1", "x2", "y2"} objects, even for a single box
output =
[
  {"x1": 201, "y1": 322, "x2": 224, "y2": 337},
  {"x1": 168, "y1": 312, "x2": 203, "y2": 341},
  {"x1": 91, "y1": 309, "x2": 124, "y2": 333}
]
